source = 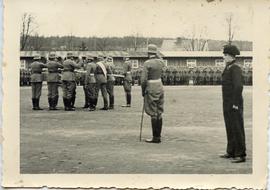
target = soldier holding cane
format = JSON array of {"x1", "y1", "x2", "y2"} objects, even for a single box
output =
[{"x1": 141, "y1": 44, "x2": 165, "y2": 143}]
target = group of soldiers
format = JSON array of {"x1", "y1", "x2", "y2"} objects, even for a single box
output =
[{"x1": 29, "y1": 52, "x2": 133, "y2": 111}]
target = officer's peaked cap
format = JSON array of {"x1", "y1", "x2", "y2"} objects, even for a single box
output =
[
  {"x1": 87, "y1": 55, "x2": 94, "y2": 60},
  {"x1": 49, "y1": 53, "x2": 56, "y2": 59},
  {"x1": 148, "y1": 44, "x2": 158, "y2": 54},
  {"x1": 97, "y1": 54, "x2": 104, "y2": 60},
  {"x1": 67, "y1": 52, "x2": 74, "y2": 58},
  {"x1": 223, "y1": 44, "x2": 240, "y2": 56}
]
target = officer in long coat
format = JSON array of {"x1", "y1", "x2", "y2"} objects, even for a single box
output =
[
  {"x1": 105, "y1": 56, "x2": 116, "y2": 109},
  {"x1": 46, "y1": 53, "x2": 63, "y2": 110},
  {"x1": 30, "y1": 55, "x2": 47, "y2": 110},
  {"x1": 84, "y1": 55, "x2": 98, "y2": 111},
  {"x1": 95, "y1": 55, "x2": 112, "y2": 110},
  {"x1": 62, "y1": 52, "x2": 81, "y2": 111},
  {"x1": 141, "y1": 44, "x2": 166, "y2": 143},
  {"x1": 220, "y1": 44, "x2": 246, "y2": 163}
]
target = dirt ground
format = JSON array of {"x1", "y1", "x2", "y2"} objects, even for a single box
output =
[{"x1": 20, "y1": 85, "x2": 252, "y2": 174}]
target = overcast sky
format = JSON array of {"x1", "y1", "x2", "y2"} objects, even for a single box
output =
[{"x1": 18, "y1": 0, "x2": 253, "y2": 41}]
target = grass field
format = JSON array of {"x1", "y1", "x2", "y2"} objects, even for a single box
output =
[{"x1": 20, "y1": 85, "x2": 252, "y2": 174}]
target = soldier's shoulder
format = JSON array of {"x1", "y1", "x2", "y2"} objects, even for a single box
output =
[{"x1": 230, "y1": 63, "x2": 242, "y2": 71}]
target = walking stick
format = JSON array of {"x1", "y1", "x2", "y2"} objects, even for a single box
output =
[{"x1": 139, "y1": 99, "x2": 145, "y2": 142}]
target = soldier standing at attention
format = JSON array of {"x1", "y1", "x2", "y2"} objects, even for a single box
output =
[
  {"x1": 95, "y1": 55, "x2": 112, "y2": 110},
  {"x1": 141, "y1": 44, "x2": 165, "y2": 143},
  {"x1": 220, "y1": 44, "x2": 246, "y2": 163},
  {"x1": 30, "y1": 55, "x2": 47, "y2": 110},
  {"x1": 122, "y1": 56, "x2": 132, "y2": 107},
  {"x1": 105, "y1": 56, "x2": 116, "y2": 109},
  {"x1": 47, "y1": 53, "x2": 63, "y2": 110},
  {"x1": 84, "y1": 55, "x2": 98, "y2": 111},
  {"x1": 62, "y1": 52, "x2": 81, "y2": 111}
]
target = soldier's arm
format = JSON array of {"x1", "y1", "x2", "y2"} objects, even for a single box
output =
[
  {"x1": 140, "y1": 63, "x2": 148, "y2": 97},
  {"x1": 72, "y1": 61, "x2": 82, "y2": 69},
  {"x1": 57, "y1": 62, "x2": 64, "y2": 69},
  {"x1": 41, "y1": 63, "x2": 47, "y2": 68},
  {"x1": 231, "y1": 65, "x2": 243, "y2": 108}
]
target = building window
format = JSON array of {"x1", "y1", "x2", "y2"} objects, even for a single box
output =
[
  {"x1": 215, "y1": 59, "x2": 225, "y2": 67},
  {"x1": 244, "y1": 59, "x2": 252, "y2": 68},
  {"x1": 20, "y1": 60, "x2": 26, "y2": 69},
  {"x1": 186, "y1": 59, "x2": 197, "y2": 68},
  {"x1": 131, "y1": 59, "x2": 139, "y2": 68}
]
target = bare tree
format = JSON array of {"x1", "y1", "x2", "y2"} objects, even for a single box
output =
[
  {"x1": 226, "y1": 13, "x2": 236, "y2": 45},
  {"x1": 67, "y1": 32, "x2": 74, "y2": 50},
  {"x1": 31, "y1": 33, "x2": 43, "y2": 51},
  {"x1": 96, "y1": 38, "x2": 109, "y2": 51},
  {"x1": 20, "y1": 13, "x2": 36, "y2": 50}
]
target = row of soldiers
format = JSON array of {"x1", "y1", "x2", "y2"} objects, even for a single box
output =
[
  {"x1": 30, "y1": 52, "x2": 133, "y2": 111},
  {"x1": 21, "y1": 66, "x2": 253, "y2": 87}
]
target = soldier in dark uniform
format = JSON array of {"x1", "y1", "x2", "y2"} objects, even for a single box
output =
[
  {"x1": 30, "y1": 55, "x2": 47, "y2": 110},
  {"x1": 220, "y1": 44, "x2": 246, "y2": 163},
  {"x1": 141, "y1": 44, "x2": 165, "y2": 143},
  {"x1": 84, "y1": 55, "x2": 98, "y2": 111},
  {"x1": 95, "y1": 55, "x2": 112, "y2": 110},
  {"x1": 62, "y1": 52, "x2": 81, "y2": 111},
  {"x1": 47, "y1": 53, "x2": 64, "y2": 110},
  {"x1": 105, "y1": 56, "x2": 115, "y2": 109},
  {"x1": 122, "y1": 56, "x2": 132, "y2": 107}
]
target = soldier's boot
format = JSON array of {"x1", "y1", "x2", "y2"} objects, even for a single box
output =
[
  {"x1": 50, "y1": 97, "x2": 59, "y2": 110},
  {"x1": 63, "y1": 98, "x2": 68, "y2": 111},
  {"x1": 121, "y1": 94, "x2": 131, "y2": 107},
  {"x1": 36, "y1": 98, "x2": 43, "y2": 110},
  {"x1": 109, "y1": 96, "x2": 114, "y2": 109},
  {"x1": 83, "y1": 96, "x2": 89, "y2": 108},
  {"x1": 93, "y1": 98, "x2": 98, "y2": 108},
  {"x1": 70, "y1": 96, "x2": 76, "y2": 109},
  {"x1": 48, "y1": 98, "x2": 54, "y2": 110},
  {"x1": 32, "y1": 98, "x2": 38, "y2": 110},
  {"x1": 100, "y1": 98, "x2": 108, "y2": 110},
  {"x1": 156, "y1": 117, "x2": 162, "y2": 142},
  {"x1": 145, "y1": 118, "x2": 160, "y2": 143},
  {"x1": 66, "y1": 98, "x2": 75, "y2": 111}
]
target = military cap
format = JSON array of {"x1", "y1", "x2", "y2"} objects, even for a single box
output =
[
  {"x1": 66, "y1": 52, "x2": 74, "y2": 58},
  {"x1": 148, "y1": 44, "x2": 158, "y2": 54},
  {"x1": 33, "y1": 54, "x2": 41, "y2": 60},
  {"x1": 49, "y1": 53, "x2": 56, "y2": 59},
  {"x1": 87, "y1": 55, "x2": 94, "y2": 60},
  {"x1": 106, "y1": 56, "x2": 113, "y2": 62},
  {"x1": 223, "y1": 44, "x2": 240, "y2": 56},
  {"x1": 97, "y1": 54, "x2": 104, "y2": 60}
]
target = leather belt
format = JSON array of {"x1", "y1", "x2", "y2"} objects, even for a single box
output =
[{"x1": 148, "y1": 79, "x2": 161, "y2": 83}]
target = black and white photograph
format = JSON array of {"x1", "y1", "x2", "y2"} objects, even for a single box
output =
[{"x1": 2, "y1": 0, "x2": 269, "y2": 188}]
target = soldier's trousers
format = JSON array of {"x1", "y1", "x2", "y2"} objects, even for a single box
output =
[
  {"x1": 62, "y1": 81, "x2": 76, "y2": 99},
  {"x1": 223, "y1": 106, "x2": 246, "y2": 157},
  {"x1": 31, "y1": 82, "x2": 42, "y2": 99},
  {"x1": 96, "y1": 82, "x2": 108, "y2": 106},
  {"x1": 47, "y1": 82, "x2": 59, "y2": 99},
  {"x1": 106, "y1": 81, "x2": 114, "y2": 98}
]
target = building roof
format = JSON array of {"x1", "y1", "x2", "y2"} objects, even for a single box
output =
[
  {"x1": 20, "y1": 51, "x2": 147, "y2": 58},
  {"x1": 160, "y1": 51, "x2": 253, "y2": 58}
]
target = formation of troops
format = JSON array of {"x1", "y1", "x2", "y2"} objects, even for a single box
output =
[{"x1": 24, "y1": 43, "x2": 247, "y2": 162}]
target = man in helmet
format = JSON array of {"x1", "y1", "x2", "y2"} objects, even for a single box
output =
[
  {"x1": 46, "y1": 53, "x2": 63, "y2": 110},
  {"x1": 122, "y1": 56, "x2": 132, "y2": 107},
  {"x1": 95, "y1": 55, "x2": 112, "y2": 110},
  {"x1": 84, "y1": 55, "x2": 98, "y2": 111},
  {"x1": 105, "y1": 56, "x2": 116, "y2": 109},
  {"x1": 141, "y1": 44, "x2": 166, "y2": 143},
  {"x1": 62, "y1": 52, "x2": 82, "y2": 111},
  {"x1": 219, "y1": 44, "x2": 246, "y2": 163},
  {"x1": 30, "y1": 55, "x2": 47, "y2": 110}
]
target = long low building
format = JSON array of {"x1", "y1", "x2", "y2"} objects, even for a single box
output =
[{"x1": 20, "y1": 50, "x2": 253, "y2": 71}]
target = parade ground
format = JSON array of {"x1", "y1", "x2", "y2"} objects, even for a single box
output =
[{"x1": 20, "y1": 85, "x2": 252, "y2": 174}]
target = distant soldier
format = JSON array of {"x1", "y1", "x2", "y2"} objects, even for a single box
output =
[
  {"x1": 248, "y1": 68, "x2": 252, "y2": 85},
  {"x1": 105, "y1": 56, "x2": 115, "y2": 109},
  {"x1": 122, "y1": 56, "x2": 133, "y2": 107},
  {"x1": 30, "y1": 55, "x2": 47, "y2": 110},
  {"x1": 220, "y1": 44, "x2": 246, "y2": 163},
  {"x1": 85, "y1": 55, "x2": 98, "y2": 111},
  {"x1": 46, "y1": 53, "x2": 63, "y2": 110},
  {"x1": 62, "y1": 52, "x2": 81, "y2": 111},
  {"x1": 141, "y1": 44, "x2": 165, "y2": 143},
  {"x1": 95, "y1": 55, "x2": 112, "y2": 110}
]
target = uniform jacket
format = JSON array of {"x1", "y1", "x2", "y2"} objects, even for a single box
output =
[
  {"x1": 123, "y1": 60, "x2": 132, "y2": 82},
  {"x1": 62, "y1": 59, "x2": 81, "y2": 81},
  {"x1": 95, "y1": 61, "x2": 112, "y2": 84},
  {"x1": 104, "y1": 61, "x2": 115, "y2": 82},
  {"x1": 222, "y1": 61, "x2": 243, "y2": 110},
  {"x1": 47, "y1": 61, "x2": 63, "y2": 82},
  {"x1": 141, "y1": 57, "x2": 165, "y2": 95},
  {"x1": 30, "y1": 61, "x2": 47, "y2": 82},
  {"x1": 85, "y1": 63, "x2": 97, "y2": 84}
]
